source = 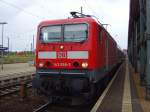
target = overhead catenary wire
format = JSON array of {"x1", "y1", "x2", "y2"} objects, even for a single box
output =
[
  {"x1": 83, "y1": 0, "x2": 99, "y2": 17},
  {"x1": 37, "y1": 0, "x2": 47, "y2": 19},
  {"x1": 0, "y1": 0, "x2": 59, "y2": 51},
  {"x1": 82, "y1": 0, "x2": 103, "y2": 25},
  {"x1": 0, "y1": 0, "x2": 45, "y2": 20},
  {"x1": 83, "y1": 0, "x2": 111, "y2": 32},
  {"x1": 43, "y1": 0, "x2": 62, "y2": 19}
]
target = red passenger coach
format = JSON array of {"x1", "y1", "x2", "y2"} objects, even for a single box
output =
[{"x1": 33, "y1": 12, "x2": 123, "y2": 99}]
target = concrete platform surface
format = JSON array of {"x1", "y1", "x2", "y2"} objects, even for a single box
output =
[
  {"x1": 0, "y1": 63, "x2": 35, "y2": 77},
  {"x1": 91, "y1": 58, "x2": 146, "y2": 112}
]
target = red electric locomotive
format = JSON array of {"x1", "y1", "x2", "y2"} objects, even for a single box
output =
[{"x1": 33, "y1": 12, "x2": 122, "y2": 100}]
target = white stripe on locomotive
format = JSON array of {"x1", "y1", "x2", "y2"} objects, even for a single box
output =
[
  {"x1": 38, "y1": 51, "x2": 56, "y2": 59},
  {"x1": 38, "y1": 51, "x2": 88, "y2": 59}
]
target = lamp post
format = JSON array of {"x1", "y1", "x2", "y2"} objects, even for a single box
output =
[{"x1": 0, "y1": 22, "x2": 7, "y2": 70}]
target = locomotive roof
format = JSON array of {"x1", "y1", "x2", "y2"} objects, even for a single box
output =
[
  {"x1": 39, "y1": 17, "x2": 97, "y2": 26},
  {"x1": 38, "y1": 17, "x2": 117, "y2": 46}
]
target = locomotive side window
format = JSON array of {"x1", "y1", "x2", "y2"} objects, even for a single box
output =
[
  {"x1": 41, "y1": 25, "x2": 61, "y2": 42},
  {"x1": 64, "y1": 24, "x2": 88, "y2": 42}
]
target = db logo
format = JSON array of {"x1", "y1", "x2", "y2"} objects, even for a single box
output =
[{"x1": 57, "y1": 52, "x2": 67, "y2": 58}]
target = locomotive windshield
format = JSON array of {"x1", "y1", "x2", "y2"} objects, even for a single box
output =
[
  {"x1": 41, "y1": 25, "x2": 61, "y2": 42},
  {"x1": 64, "y1": 24, "x2": 88, "y2": 42},
  {"x1": 40, "y1": 23, "x2": 88, "y2": 43}
]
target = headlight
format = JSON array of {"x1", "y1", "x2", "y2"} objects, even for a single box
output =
[
  {"x1": 82, "y1": 62, "x2": 88, "y2": 68},
  {"x1": 73, "y1": 61, "x2": 79, "y2": 67},
  {"x1": 39, "y1": 62, "x2": 44, "y2": 67}
]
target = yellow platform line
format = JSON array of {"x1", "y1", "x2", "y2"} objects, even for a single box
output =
[{"x1": 122, "y1": 58, "x2": 132, "y2": 112}]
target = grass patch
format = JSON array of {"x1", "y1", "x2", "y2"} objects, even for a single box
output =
[{"x1": 1, "y1": 55, "x2": 34, "y2": 64}]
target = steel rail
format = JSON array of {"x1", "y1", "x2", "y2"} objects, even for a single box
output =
[
  {"x1": 0, "y1": 73, "x2": 34, "y2": 97},
  {"x1": 33, "y1": 102, "x2": 51, "y2": 112},
  {"x1": 0, "y1": 81, "x2": 32, "y2": 97}
]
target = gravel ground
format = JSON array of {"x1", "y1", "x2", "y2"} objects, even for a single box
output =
[
  {"x1": 0, "y1": 88, "x2": 95, "y2": 112},
  {"x1": 0, "y1": 63, "x2": 35, "y2": 76},
  {"x1": 0, "y1": 89, "x2": 47, "y2": 112}
]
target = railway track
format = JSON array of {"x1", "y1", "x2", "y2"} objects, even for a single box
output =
[
  {"x1": 33, "y1": 101, "x2": 51, "y2": 112},
  {"x1": 33, "y1": 101, "x2": 91, "y2": 112},
  {"x1": 0, "y1": 81, "x2": 32, "y2": 97},
  {"x1": 0, "y1": 72, "x2": 35, "y2": 97},
  {"x1": 32, "y1": 63, "x2": 122, "y2": 112}
]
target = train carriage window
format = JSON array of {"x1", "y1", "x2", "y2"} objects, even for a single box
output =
[
  {"x1": 64, "y1": 24, "x2": 88, "y2": 42},
  {"x1": 40, "y1": 25, "x2": 61, "y2": 42}
]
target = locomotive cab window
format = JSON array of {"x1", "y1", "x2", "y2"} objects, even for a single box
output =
[
  {"x1": 40, "y1": 25, "x2": 61, "y2": 43},
  {"x1": 64, "y1": 24, "x2": 88, "y2": 42},
  {"x1": 40, "y1": 24, "x2": 88, "y2": 43}
]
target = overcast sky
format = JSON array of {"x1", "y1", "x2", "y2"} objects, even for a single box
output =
[{"x1": 0, "y1": 0, "x2": 129, "y2": 51}]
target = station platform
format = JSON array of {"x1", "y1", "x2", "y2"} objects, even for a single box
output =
[
  {"x1": 91, "y1": 58, "x2": 150, "y2": 112},
  {"x1": 0, "y1": 63, "x2": 35, "y2": 77}
]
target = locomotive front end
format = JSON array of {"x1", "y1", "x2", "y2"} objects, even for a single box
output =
[{"x1": 33, "y1": 18, "x2": 96, "y2": 96}]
